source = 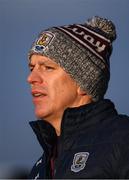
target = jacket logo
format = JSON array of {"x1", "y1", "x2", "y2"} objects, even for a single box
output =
[{"x1": 71, "y1": 152, "x2": 89, "y2": 173}]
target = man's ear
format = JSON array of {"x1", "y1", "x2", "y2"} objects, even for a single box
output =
[{"x1": 77, "y1": 86, "x2": 87, "y2": 95}]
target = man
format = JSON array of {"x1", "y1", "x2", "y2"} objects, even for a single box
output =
[{"x1": 27, "y1": 16, "x2": 129, "y2": 179}]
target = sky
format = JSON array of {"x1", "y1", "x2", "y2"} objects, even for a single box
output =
[{"x1": 0, "y1": 0, "x2": 129, "y2": 177}]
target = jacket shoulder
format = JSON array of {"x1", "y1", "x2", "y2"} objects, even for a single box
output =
[{"x1": 99, "y1": 114, "x2": 129, "y2": 143}]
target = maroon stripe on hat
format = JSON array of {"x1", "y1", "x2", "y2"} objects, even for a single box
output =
[{"x1": 56, "y1": 24, "x2": 111, "y2": 63}]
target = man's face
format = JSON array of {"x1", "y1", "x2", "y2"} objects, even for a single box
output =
[{"x1": 27, "y1": 54, "x2": 81, "y2": 122}]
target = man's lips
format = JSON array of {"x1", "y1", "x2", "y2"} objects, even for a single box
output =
[{"x1": 31, "y1": 90, "x2": 47, "y2": 98}]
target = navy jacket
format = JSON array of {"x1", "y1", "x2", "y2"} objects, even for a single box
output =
[{"x1": 29, "y1": 99, "x2": 129, "y2": 179}]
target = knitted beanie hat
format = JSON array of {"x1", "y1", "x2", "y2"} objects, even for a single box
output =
[{"x1": 28, "y1": 16, "x2": 116, "y2": 101}]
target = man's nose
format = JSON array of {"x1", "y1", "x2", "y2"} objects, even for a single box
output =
[{"x1": 27, "y1": 70, "x2": 42, "y2": 85}]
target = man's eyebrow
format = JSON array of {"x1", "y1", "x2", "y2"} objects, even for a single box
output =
[
  {"x1": 28, "y1": 62, "x2": 34, "y2": 67},
  {"x1": 28, "y1": 60, "x2": 58, "y2": 67},
  {"x1": 39, "y1": 59, "x2": 58, "y2": 65}
]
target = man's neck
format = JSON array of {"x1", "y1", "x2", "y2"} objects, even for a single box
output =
[{"x1": 43, "y1": 96, "x2": 93, "y2": 136}]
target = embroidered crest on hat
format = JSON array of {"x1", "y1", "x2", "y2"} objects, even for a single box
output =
[
  {"x1": 35, "y1": 31, "x2": 55, "y2": 52},
  {"x1": 71, "y1": 152, "x2": 89, "y2": 173}
]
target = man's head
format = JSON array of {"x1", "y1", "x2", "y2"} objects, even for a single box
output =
[
  {"x1": 28, "y1": 16, "x2": 116, "y2": 102},
  {"x1": 27, "y1": 16, "x2": 116, "y2": 130}
]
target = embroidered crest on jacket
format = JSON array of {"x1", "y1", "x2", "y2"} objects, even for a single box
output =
[{"x1": 71, "y1": 152, "x2": 89, "y2": 172}]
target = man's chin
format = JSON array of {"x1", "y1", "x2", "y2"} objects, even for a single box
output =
[
  {"x1": 35, "y1": 109, "x2": 50, "y2": 120},
  {"x1": 35, "y1": 109, "x2": 46, "y2": 119}
]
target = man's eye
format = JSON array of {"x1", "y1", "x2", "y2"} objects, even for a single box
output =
[
  {"x1": 45, "y1": 66, "x2": 55, "y2": 71},
  {"x1": 30, "y1": 67, "x2": 34, "y2": 72}
]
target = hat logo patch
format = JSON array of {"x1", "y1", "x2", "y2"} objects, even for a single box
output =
[
  {"x1": 35, "y1": 32, "x2": 55, "y2": 52},
  {"x1": 71, "y1": 152, "x2": 89, "y2": 173}
]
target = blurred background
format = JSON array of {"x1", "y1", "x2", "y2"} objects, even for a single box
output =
[{"x1": 0, "y1": 0, "x2": 129, "y2": 178}]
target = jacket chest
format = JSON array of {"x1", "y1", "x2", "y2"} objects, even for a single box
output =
[{"x1": 32, "y1": 143, "x2": 118, "y2": 179}]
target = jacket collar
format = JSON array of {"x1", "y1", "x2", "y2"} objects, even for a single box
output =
[
  {"x1": 29, "y1": 119, "x2": 57, "y2": 157},
  {"x1": 29, "y1": 99, "x2": 117, "y2": 156},
  {"x1": 60, "y1": 99, "x2": 117, "y2": 136}
]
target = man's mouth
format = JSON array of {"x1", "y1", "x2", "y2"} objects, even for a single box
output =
[
  {"x1": 33, "y1": 93, "x2": 44, "y2": 97},
  {"x1": 31, "y1": 91, "x2": 47, "y2": 98}
]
